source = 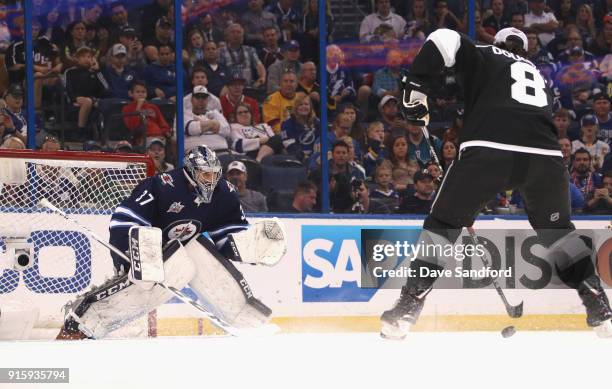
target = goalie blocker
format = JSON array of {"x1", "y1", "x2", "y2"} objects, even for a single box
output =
[{"x1": 57, "y1": 227, "x2": 281, "y2": 339}]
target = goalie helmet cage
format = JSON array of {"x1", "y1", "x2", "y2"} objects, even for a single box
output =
[{"x1": 0, "y1": 149, "x2": 156, "y2": 338}]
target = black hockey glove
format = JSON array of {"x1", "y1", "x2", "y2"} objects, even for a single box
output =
[{"x1": 400, "y1": 77, "x2": 430, "y2": 126}]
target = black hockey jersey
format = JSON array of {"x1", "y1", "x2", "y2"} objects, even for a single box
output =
[
  {"x1": 409, "y1": 29, "x2": 560, "y2": 154},
  {"x1": 109, "y1": 168, "x2": 248, "y2": 264}
]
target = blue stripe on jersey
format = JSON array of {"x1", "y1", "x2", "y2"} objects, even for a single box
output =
[{"x1": 113, "y1": 206, "x2": 152, "y2": 226}]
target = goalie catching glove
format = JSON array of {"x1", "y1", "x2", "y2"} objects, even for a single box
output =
[
  {"x1": 400, "y1": 76, "x2": 430, "y2": 126},
  {"x1": 226, "y1": 218, "x2": 287, "y2": 266}
]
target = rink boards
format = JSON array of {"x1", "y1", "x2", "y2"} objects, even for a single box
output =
[{"x1": 1, "y1": 215, "x2": 611, "y2": 335}]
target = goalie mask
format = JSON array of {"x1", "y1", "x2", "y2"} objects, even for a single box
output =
[{"x1": 183, "y1": 145, "x2": 222, "y2": 203}]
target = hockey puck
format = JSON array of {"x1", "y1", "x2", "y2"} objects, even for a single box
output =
[{"x1": 501, "y1": 326, "x2": 516, "y2": 338}]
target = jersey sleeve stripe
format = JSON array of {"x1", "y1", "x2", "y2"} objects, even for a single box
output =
[
  {"x1": 459, "y1": 140, "x2": 563, "y2": 157},
  {"x1": 113, "y1": 206, "x2": 152, "y2": 226},
  {"x1": 109, "y1": 220, "x2": 142, "y2": 229},
  {"x1": 208, "y1": 224, "x2": 249, "y2": 237},
  {"x1": 426, "y1": 29, "x2": 461, "y2": 67}
]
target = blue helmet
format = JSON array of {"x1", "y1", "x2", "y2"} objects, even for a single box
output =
[{"x1": 183, "y1": 145, "x2": 222, "y2": 203}]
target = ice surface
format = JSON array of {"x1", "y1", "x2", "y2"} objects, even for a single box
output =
[{"x1": 1, "y1": 332, "x2": 609, "y2": 389}]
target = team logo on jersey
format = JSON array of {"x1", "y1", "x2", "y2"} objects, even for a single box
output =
[
  {"x1": 194, "y1": 196, "x2": 204, "y2": 206},
  {"x1": 165, "y1": 220, "x2": 202, "y2": 241},
  {"x1": 167, "y1": 202, "x2": 185, "y2": 213},
  {"x1": 160, "y1": 173, "x2": 174, "y2": 187}
]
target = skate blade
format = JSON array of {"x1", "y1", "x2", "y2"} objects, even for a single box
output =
[
  {"x1": 380, "y1": 321, "x2": 411, "y2": 340},
  {"x1": 594, "y1": 319, "x2": 612, "y2": 338}
]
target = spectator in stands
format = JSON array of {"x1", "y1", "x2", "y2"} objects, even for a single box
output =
[
  {"x1": 369, "y1": 162, "x2": 399, "y2": 212},
  {"x1": 553, "y1": 108, "x2": 575, "y2": 140},
  {"x1": 267, "y1": 40, "x2": 302, "y2": 94},
  {"x1": 483, "y1": 0, "x2": 510, "y2": 33},
  {"x1": 259, "y1": 26, "x2": 284, "y2": 70},
  {"x1": 290, "y1": 180, "x2": 317, "y2": 212},
  {"x1": 230, "y1": 102, "x2": 280, "y2": 161},
  {"x1": 197, "y1": 13, "x2": 224, "y2": 44},
  {"x1": 106, "y1": 27, "x2": 146, "y2": 69},
  {"x1": 326, "y1": 44, "x2": 366, "y2": 117},
  {"x1": 140, "y1": 0, "x2": 171, "y2": 39},
  {"x1": 242, "y1": 0, "x2": 278, "y2": 48},
  {"x1": 525, "y1": 28, "x2": 555, "y2": 66},
  {"x1": 557, "y1": 27, "x2": 595, "y2": 65},
  {"x1": 281, "y1": 93, "x2": 319, "y2": 161},
  {"x1": 198, "y1": 41, "x2": 230, "y2": 98},
  {"x1": 362, "y1": 121, "x2": 387, "y2": 178},
  {"x1": 392, "y1": 166, "x2": 412, "y2": 191},
  {"x1": 583, "y1": 170, "x2": 612, "y2": 214},
  {"x1": 142, "y1": 43, "x2": 176, "y2": 101},
  {"x1": 572, "y1": 114, "x2": 610, "y2": 170},
  {"x1": 102, "y1": 43, "x2": 138, "y2": 100},
  {"x1": 63, "y1": 21, "x2": 96, "y2": 68},
  {"x1": 432, "y1": 0, "x2": 463, "y2": 31},
  {"x1": 267, "y1": 0, "x2": 301, "y2": 42},
  {"x1": 226, "y1": 161, "x2": 268, "y2": 212},
  {"x1": 184, "y1": 66, "x2": 222, "y2": 114},
  {"x1": 337, "y1": 103, "x2": 363, "y2": 140},
  {"x1": 40, "y1": 5, "x2": 66, "y2": 47},
  {"x1": 372, "y1": 49, "x2": 404, "y2": 99},
  {"x1": 107, "y1": 2, "x2": 131, "y2": 43},
  {"x1": 589, "y1": 15, "x2": 612, "y2": 56},
  {"x1": 386, "y1": 133, "x2": 412, "y2": 171},
  {"x1": 183, "y1": 85, "x2": 230, "y2": 152},
  {"x1": 474, "y1": 9, "x2": 496, "y2": 44},
  {"x1": 555, "y1": 0, "x2": 576, "y2": 28},
  {"x1": 592, "y1": 92, "x2": 612, "y2": 145},
  {"x1": 64, "y1": 46, "x2": 111, "y2": 138},
  {"x1": 114, "y1": 139, "x2": 134, "y2": 153},
  {"x1": 510, "y1": 12, "x2": 525, "y2": 30},
  {"x1": 406, "y1": 122, "x2": 442, "y2": 168},
  {"x1": 40, "y1": 134, "x2": 61, "y2": 152},
  {"x1": 219, "y1": 23, "x2": 266, "y2": 89},
  {"x1": 327, "y1": 112, "x2": 362, "y2": 159},
  {"x1": 440, "y1": 139, "x2": 457, "y2": 171},
  {"x1": 297, "y1": 61, "x2": 320, "y2": 107},
  {"x1": 146, "y1": 137, "x2": 174, "y2": 174},
  {"x1": 398, "y1": 170, "x2": 435, "y2": 214},
  {"x1": 83, "y1": 140, "x2": 103, "y2": 152},
  {"x1": 340, "y1": 135, "x2": 366, "y2": 177},
  {"x1": 377, "y1": 95, "x2": 406, "y2": 134},
  {"x1": 263, "y1": 70, "x2": 298, "y2": 133},
  {"x1": 571, "y1": 148, "x2": 603, "y2": 200},
  {"x1": 559, "y1": 136, "x2": 573, "y2": 171},
  {"x1": 183, "y1": 29, "x2": 206, "y2": 69},
  {"x1": 404, "y1": 0, "x2": 432, "y2": 39},
  {"x1": 524, "y1": 0, "x2": 559, "y2": 47},
  {"x1": 301, "y1": 0, "x2": 329, "y2": 62},
  {"x1": 143, "y1": 17, "x2": 173, "y2": 63},
  {"x1": 0, "y1": 136, "x2": 25, "y2": 149},
  {"x1": 122, "y1": 80, "x2": 172, "y2": 148},
  {"x1": 360, "y1": 0, "x2": 406, "y2": 42},
  {"x1": 221, "y1": 72, "x2": 262, "y2": 124},
  {"x1": 0, "y1": 85, "x2": 26, "y2": 145},
  {"x1": 603, "y1": 152, "x2": 612, "y2": 174},
  {"x1": 576, "y1": 4, "x2": 598, "y2": 45}
]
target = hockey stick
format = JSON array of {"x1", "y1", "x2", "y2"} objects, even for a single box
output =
[
  {"x1": 417, "y1": 128, "x2": 524, "y2": 318},
  {"x1": 467, "y1": 227, "x2": 523, "y2": 318},
  {"x1": 38, "y1": 198, "x2": 244, "y2": 336}
]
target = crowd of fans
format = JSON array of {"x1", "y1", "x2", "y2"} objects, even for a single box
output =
[{"x1": 0, "y1": 0, "x2": 609, "y2": 215}]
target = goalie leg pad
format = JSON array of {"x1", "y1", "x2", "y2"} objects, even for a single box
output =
[
  {"x1": 186, "y1": 235, "x2": 272, "y2": 329},
  {"x1": 66, "y1": 241, "x2": 195, "y2": 338}
]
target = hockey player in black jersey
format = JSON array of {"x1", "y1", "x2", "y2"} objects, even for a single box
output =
[
  {"x1": 380, "y1": 28, "x2": 612, "y2": 339},
  {"x1": 56, "y1": 145, "x2": 286, "y2": 339}
]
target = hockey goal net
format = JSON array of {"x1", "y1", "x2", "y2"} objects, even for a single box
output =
[{"x1": 0, "y1": 149, "x2": 156, "y2": 339}]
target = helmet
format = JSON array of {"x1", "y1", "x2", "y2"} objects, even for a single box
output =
[
  {"x1": 183, "y1": 145, "x2": 222, "y2": 203},
  {"x1": 493, "y1": 27, "x2": 528, "y2": 52}
]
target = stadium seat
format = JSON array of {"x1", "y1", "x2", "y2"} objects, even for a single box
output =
[
  {"x1": 260, "y1": 154, "x2": 303, "y2": 167},
  {"x1": 261, "y1": 164, "x2": 306, "y2": 193},
  {"x1": 266, "y1": 189, "x2": 294, "y2": 212}
]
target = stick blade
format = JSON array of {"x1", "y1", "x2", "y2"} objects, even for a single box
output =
[{"x1": 507, "y1": 301, "x2": 523, "y2": 318}]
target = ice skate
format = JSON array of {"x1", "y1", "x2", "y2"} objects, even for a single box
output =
[
  {"x1": 578, "y1": 276, "x2": 612, "y2": 338},
  {"x1": 380, "y1": 286, "x2": 427, "y2": 340}
]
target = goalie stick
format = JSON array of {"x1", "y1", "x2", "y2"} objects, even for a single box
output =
[
  {"x1": 415, "y1": 128, "x2": 524, "y2": 319},
  {"x1": 39, "y1": 198, "x2": 275, "y2": 337}
]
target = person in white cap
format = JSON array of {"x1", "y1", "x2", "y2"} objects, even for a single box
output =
[
  {"x1": 380, "y1": 27, "x2": 612, "y2": 339},
  {"x1": 102, "y1": 43, "x2": 139, "y2": 99},
  {"x1": 226, "y1": 160, "x2": 268, "y2": 212},
  {"x1": 146, "y1": 137, "x2": 174, "y2": 174},
  {"x1": 183, "y1": 85, "x2": 230, "y2": 152}
]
